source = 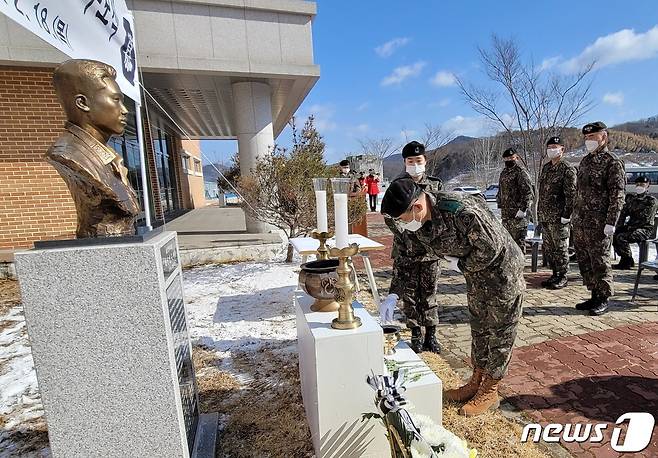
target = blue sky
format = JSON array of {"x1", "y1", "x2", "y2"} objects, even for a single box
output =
[{"x1": 203, "y1": 0, "x2": 658, "y2": 165}]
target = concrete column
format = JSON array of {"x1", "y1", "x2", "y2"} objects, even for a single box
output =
[{"x1": 232, "y1": 81, "x2": 275, "y2": 233}]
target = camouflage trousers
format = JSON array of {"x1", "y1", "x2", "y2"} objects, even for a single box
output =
[
  {"x1": 572, "y1": 215, "x2": 614, "y2": 298},
  {"x1": 388, "y1": 257, "x2": 440, "y2": 328},
  {"x1": 502, "y1": 217, "x2": 528, "y2": 254},
  {"x1": 541, "y1": 221, "x2": 570, "y2": 276},
  {"x1": 613, "y1": 226, "x2": 653, "y2": 259},
  {"x1": 468, "y1": 292, "x2": 523, "y2": 379}
]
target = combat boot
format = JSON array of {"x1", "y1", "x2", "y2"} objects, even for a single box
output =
[
  {"x1": 422, "y1": 326, "x2": 441, "y2": 354},
  {"x1": 541, "y1": 271, "x2": 557, "y2": 288},
  {"x1": 409, "y1": 326, "x2": 423, "y2": 353},
  {"x1": 576, "y1": 293, "x2": 596, "y2": 310},
  {"x1": 589, "y1": 295, "x2": 609, "y2": 316},
  {"x1": 548, "y1": 274, "x2": 568, "y2": 290},
  {"x1": 443, "y1": 367, "x2": 484, "y2": 402},
  {"x1": 459, "y1": 374, "x2": 501, "y2": 416},
  {"x1": 613, "y1": 256, "x2": 634, "y2": 270}
]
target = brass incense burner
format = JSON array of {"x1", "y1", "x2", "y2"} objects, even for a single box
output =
[
  {"x1": 299, "y1": 259, "x2": 340, "y2": 312},
  {"x1": 329, "y1": 244, "x2": 362, "y2": 330},
  {"x1": 382, "y1": 325, "x2": 401, "y2": 356},
  {"x1": 311, "y1": 230, "x2": 333, "y2": 261}
]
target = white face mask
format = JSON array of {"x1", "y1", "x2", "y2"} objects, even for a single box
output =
[
  {"x1": 400, "y1": 208, "x2": 423, "y2": 232},
  {"x1": 635, "y1": 185, "x2": 648, "y2": 194},
  {"x1": 546, "y1": 148, "x2": 562, "y2": 159},
  {"x1": 406, "y1": 164, "x2": 426, "y2": 177},
  {"x1": 585, "y1": 140, "x2": 600, "y2": 153}
]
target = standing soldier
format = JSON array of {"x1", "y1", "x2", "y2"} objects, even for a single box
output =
[
  {"x1": 385, "y1": 141, "x2": 443, "y2": 353},
  {"x1": 497, "y1": 148, "x2": 534, "y2": 252},
  {"x1": 537, "y1": 136, "x2": 577, "y2": 289},
  {"x1": 612, "y1": 176, "x2": 658, "y2": 269},
  {"x1": 572, "y1": 121, "x2": 626, "y2": 316},
  {"x1": 381, "y1": 177, "x2": 525, "y2": 416}
]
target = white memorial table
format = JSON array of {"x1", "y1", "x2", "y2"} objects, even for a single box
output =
[{"x1": 295, "y1": 291, "x2": 442, "y2": 457}]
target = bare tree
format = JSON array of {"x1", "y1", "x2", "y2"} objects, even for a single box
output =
[
  {"x1": 468, "y1": 135, "x2": 502, "y2": 190},
  {"x1": 357, "y1": 137, "x2": 397, "y2": 160},
  {"x1": 456, "y1": 34, "x2": 595, "y2": 217},
  {"x1": 419, "y1": 123, "x2": 455, "y2": 175}
]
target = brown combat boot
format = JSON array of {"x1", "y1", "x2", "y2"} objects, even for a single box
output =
[
  {"x1": 443, "y1": 367, "x2": 484, "y2": 402},
  {"x1": 459, "y1": 374, "x2": 501, "y2": 416}
]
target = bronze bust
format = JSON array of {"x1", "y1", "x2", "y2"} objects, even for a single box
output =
[{"x1": 46, "y1": 59, "x2": 140, "y2": 238}]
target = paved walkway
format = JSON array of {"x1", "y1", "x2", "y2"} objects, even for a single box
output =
[{"x1": 359, "y1": 212, "x2": 658, "y2": 457}]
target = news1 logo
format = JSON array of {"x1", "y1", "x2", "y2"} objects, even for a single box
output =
[{"x1": 521, "y1": 412, "x2": 655, "y2": 452}]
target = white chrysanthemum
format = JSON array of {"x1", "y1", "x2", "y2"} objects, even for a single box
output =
[{"x1": 410, "y1": 414, "x2": 475, "y2": 458}]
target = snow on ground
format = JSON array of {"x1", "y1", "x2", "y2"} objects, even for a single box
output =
[{"x1": 183, "y1": 261, "x2": 300, "y2": 359}]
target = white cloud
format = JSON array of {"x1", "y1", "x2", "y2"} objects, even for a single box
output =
[
  {"x1": 538, "y1": 56, "x2": 562, "y2": 71},
  {"x1": 355, "y1": 124, "x2": 370, "y2": 133},
  {"x1": 560, "y1": 25, "x2": 658, "y2": 73},
  {"x1": 356, "y1": 102, "x2": 370, "y2": 112},
  {"x1": 603, "y1": 91, "x2": 624, "y2": 106},
  {"x1": 375, "y1": 37, "x2": 411, "y2": 58},
  {"x1": 441, "y1": 115, "x2": 510, "y2": 137},
  {"x1": 381, "y1": 61, "x2": 427, "y2": 86},
  {"x1": 400, "y1": 129, "x2": 418, "y2": 140},
  {"x1": 438, "y1": 98, "x2": 451, "y2": 107},
  {"x1": 307, "y1": 104, "x2": 337, "y2": 132},
  {"x1": 430, "y1": 70, "x2": 456, "y2": 87}
]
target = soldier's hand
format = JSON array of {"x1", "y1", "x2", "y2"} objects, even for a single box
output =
[
  {"x1": 379, "y1": 293, "x2": 398, "y2": 323},
  {"x1": 604, "y1": 224, "x2": 615, "y2": 236},
  {"x1": 515, "y1": 210, "x2": 526, "y2": 219},
  {"x1": 560, "y1": 217, "x2": 571, "y2": 224}
]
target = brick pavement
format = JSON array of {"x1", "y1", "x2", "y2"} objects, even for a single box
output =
[{"x1": 357, "y1": 212, "x2": 658, "y2": 457}]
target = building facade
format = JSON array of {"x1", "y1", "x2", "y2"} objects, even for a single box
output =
[{"x1": 0, "y1": 0, "x2": 319, "y2": 251}]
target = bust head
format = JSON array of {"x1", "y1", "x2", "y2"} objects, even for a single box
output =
[{"x1": 53, "y1": 59, "x2": 128, "y2": 142}]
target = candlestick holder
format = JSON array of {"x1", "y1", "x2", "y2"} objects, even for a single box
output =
[
  {"x1": 329, "y1": 243, "x2": 362, "y2": 330},
  {"x1": 311, "y1": 230, "x2": 333, "y2": 261}
]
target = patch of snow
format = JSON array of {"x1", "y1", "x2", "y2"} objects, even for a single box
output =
[{"x1": 0, "y1": 307, "x2": 42, "y2": 430}]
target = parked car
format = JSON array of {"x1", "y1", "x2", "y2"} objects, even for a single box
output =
[
  {"x1": 452, "y1": 186, "x2": 483, "y2": 198},
  {"x1": 483, "y1": 184, "x2": 499, "y2": 201}
]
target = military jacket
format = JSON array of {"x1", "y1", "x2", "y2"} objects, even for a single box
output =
[
  {"x1": 537, "y1": 159, "x2": 577, "y2": 223},
  {"x1": 497, "y1": 162, "x2": 534, "y2": 219},
  {"x1": 410, "y1": 191, "x2": 525, "y2": 299},
  {"x1": 573, "y1": 148, "x2": 626, "y2": 226},
  {"x1": 617, "y1": 192, "x2": 658, "y2": 231},
  {"x1": 385, "y1": 173, "x2": 443, "y2": 260}
]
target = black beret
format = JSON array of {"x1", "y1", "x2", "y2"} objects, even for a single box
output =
[
  {"x1": 402, "y1": 141, "x2": 425, "y2": 159},
  {"x1": 502, "y1": 147, "x2": 517, "y2": 158},
  {"x1": 635, "y1": 175, "x2": 650, "y2": 184},
  {"x1": 582, "y1": 121, "x2": 607, "y2": 135},
  {"x1": 380, "y1": 177, "x2": 422, "y2": 218},
  {"x1": 547, "y1": 136, "x2": 562, "y2": 146},
  {"x1": 339, "y1": 159, "x2": 350, "y2": 167}
]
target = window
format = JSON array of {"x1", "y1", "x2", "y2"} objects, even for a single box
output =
[
  {"x1": 182, "y1": 155, "x2": 190, "y2": 172},
  {"x1": 193, "y1": 159, "x2": 202, "y2": 175}
]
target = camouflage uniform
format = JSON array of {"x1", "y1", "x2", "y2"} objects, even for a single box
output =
[
  {"x1": 497, "y1": 162, "x2": 534, "y2": 253},
  {"x1": 386, "y1": 173, "x2": 443, "y2": 327},
  {"x1": 537, "y1": 159, "x2": 577, "y2": 276},
  {"x1": 409, "y1": 191, "x2": 526, "y2": 379},
  {"x1": 613, "y1": 192, "x2": 658, "y2": 259},
  {"x1": 572, "y1": 147, "x2": 626, "y2": 298}
]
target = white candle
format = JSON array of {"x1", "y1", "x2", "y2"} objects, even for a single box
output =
[
  {"x1": 334, "y1": 193, "x2": 349, "y2": 248},
  {"x1": 315, "y1": 190, "x2": 328, "y2": 232}
]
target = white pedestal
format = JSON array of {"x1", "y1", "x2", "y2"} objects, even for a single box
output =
[{"x1": 295, "y1": 292, "x2": 443, "y2": 457}]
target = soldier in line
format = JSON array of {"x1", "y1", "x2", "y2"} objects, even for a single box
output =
[
  {"x1": 537, "y1": 136, "x2": 577, "y2": 289},
  {"x1": 572, "y1": 121, "x2": 626, "y2": 316},
  {"x1": 384, "y1": 141, "x2": 443, "y2": 353},
  {"x1": 613, "y1": 176, "x2": 658, "y2": 269},
  {"x1": 497, "y1": 148, "x2": 534, "y2": 253},
  {"x1": 381, "y1": 177, "x2": 525, "y2": 416}
]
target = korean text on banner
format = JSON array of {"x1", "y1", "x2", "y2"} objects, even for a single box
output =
[{"x1": 1, "y1": 0, "x2": 139, "y2": 102}]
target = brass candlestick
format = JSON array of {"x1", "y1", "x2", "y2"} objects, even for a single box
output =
[
  {"x1": 311, "y1": 230, "x2": 333, "y2": 261},
  {"x1": 329, "y1": 243, "x2": 362, "y2": 330}
]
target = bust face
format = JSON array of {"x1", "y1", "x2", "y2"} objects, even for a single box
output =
[{"x1": 87, "y1": 77, "x2": 128, "y2": 137}]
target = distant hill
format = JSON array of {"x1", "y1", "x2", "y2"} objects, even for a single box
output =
[
  {"x1": 614, "y1": 115, "x2": 658, "y2": 140},
  {"x1": 202, "y1": 163, "x2": 230, "y2": 183}
]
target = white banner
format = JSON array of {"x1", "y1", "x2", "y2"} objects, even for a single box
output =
[{"x1": 1, "y1": 0, "x2": 139, "y2": 102}]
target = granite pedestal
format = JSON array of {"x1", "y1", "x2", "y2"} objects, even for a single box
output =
[
  {"x1": 295, "y1": 291, "x2": 442, "y2": 457},
  {"x1": 15, "y1": 231, "x2": 215, "y2": 458}
]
